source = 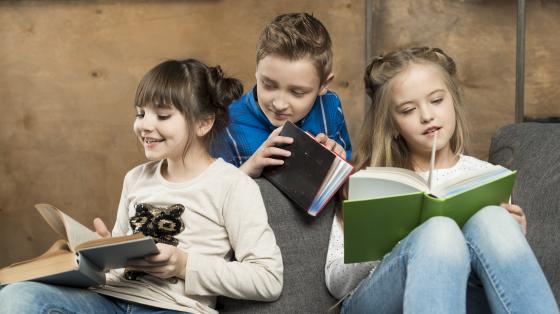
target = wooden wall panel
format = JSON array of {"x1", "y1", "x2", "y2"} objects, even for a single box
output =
[
  {"x1": 2, "y1": 0, "x2": 558, "y2": 268},
  {"x1": 0, "y1": 1, "x2": 365, "y2": 266},
  {"x1": 525, "y1": 1, "x2": 560, "y2": 119}
]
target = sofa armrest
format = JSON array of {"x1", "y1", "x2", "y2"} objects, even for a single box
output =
[{"x1": 489, "y1": 122, "x2": 560, "y2": 302}]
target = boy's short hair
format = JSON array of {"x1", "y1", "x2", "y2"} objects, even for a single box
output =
[{"x1": 256, "y1": 12, "x2": 333, "y2": 85}]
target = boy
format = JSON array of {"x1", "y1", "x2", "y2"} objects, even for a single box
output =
[{"x1": 212, "y1": 13, "x2": 351, "y2": 177}]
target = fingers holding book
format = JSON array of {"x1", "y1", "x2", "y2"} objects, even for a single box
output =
[
  {"x1": 314, "y1": 133, "x2": 346, "y2": 160},
  {"x1": 126, "y1": 243, "x2": 187, "y2": 280},
  {"x1": 240, "y1": 126, "x2": 293, "y2": 178}
]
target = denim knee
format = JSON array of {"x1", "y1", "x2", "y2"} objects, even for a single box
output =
[
  {"x1": 412, "y1": 216, "x2": 469, "y2": 264},
  {"x1": 463, "y1": 205, "x2": 526, "y2": 260}
]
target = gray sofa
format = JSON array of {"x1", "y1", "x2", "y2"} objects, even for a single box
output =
[
  {"x1": 219, "y1": 178, "x2": 337, "y2": 313},
  {"x1": 218, "y1": 122, "x2": 559, "y2": 312},
  {"x1": 489, "y1": 122, "x2": 560, "y2": 303}
]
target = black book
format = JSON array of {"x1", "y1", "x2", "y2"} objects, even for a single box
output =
[{"x1": 262, "y1": 121, "x2": 353, "y2": 216}]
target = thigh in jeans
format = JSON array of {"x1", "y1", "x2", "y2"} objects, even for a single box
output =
[
  {"x1": 342, "y1": 216, "x2": 470, "y2": 314},
  {"x1": 0, "y1": 281, "x2": 123, "y2": 313}
]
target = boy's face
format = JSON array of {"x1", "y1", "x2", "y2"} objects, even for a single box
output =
[{"x1": 255, "y1": 55, "x2": 330, "y2": 127}]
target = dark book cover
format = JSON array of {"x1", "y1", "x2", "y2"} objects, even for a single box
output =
[{"x1": 262, "y1": 121, "x2": 337, "y2": 214}]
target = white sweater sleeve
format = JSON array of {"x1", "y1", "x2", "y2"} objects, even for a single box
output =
[
  {"x1": 184, "y1": 176, "x2": 283, "y2": 301},
  {"x1": 111, "y1": 171, "x2": 133, "y2": 237},
  {"x1": 325, "y1": 215, "x2": 379, "y2": 299}
]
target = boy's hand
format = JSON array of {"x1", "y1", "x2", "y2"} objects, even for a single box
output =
[
  {"x1": 126, "y1": 243, "x2": 188, "y2": 279},
  {"x1": 315, "y1": 133, "x2": 346, "y2": 160},
  {"x1": 500, "y1": 203, "x2": 527, "y2": 235},
  {"x1": 240, "y1": 126, "x2": 293, "y2": 178},
  {"x1": 93, "y1": 218, "x2": 111, "y2": 238}
]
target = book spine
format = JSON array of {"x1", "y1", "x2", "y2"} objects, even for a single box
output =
[{"x1": 75, "y1": 253, "x2": 106, "y2": 286}]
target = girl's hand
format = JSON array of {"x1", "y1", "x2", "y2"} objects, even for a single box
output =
[
  {"x1": 315, "y1": 133, "x2": 346, "y2": 160},
  {"x1": 501, "y1": 203, "x2": 527, "y2": 235},
  {"x1": 93, "y1": 218, "x2": 111, "y2": 238},
  {"x1": 126, "y1": 243, "x2": 188, "y2": 279},
  {"x1": 240, "y1": 126, "x2": 293, "y2": 178}
]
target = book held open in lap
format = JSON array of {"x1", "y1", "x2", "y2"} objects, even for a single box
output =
[
  {"x1": 343, "y1": 132, "x2": 516, "y2": 263},
  {"x1": 262, "y1": 121, "x2": 353, "y2": 216},
  {"x1": 343, "y1": 165, "x2": 517, "y2": 263},
  {"x1": 0, "y1": 204, "x2": 158, "y2": 287}
]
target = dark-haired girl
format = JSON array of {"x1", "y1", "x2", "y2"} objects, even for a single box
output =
[{"x1": 0, "y1": 59, "x2": 283, "y2": 314}]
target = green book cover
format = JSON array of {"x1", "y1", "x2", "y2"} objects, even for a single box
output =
[{"x1": 343, "y1": 169, "x2": 517, "y2": 263}]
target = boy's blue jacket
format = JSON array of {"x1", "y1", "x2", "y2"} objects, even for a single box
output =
[{"x1": 211, "y1": 86, "x2": 352, "y2": 167}]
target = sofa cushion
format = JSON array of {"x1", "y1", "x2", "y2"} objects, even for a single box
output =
[
  {"x1": 218, "y1": 178, "x2": 338, "y2": 313},
  {"x1": 489, "y1": 122, "x2": 560, "y2": 302}
]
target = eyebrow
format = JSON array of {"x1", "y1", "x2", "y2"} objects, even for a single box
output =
[{"x1": 259, "y1": 74, "x2": 314, "y2": 91}]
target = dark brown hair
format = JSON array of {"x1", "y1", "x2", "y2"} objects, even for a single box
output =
[
  {"x1": 256, "y1": 12, "x2": 333, "y2": 85},
  {"x1": 134, "y1": 59, "x2": 242, "y2": 155}
]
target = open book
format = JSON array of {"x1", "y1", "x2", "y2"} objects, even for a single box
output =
[
  {"x1": 0, "y1": 204, "x2": 158, "y2": 287},
  {"x1": 343, "y1": 164, "x2": 517, "y2": 263},
  {"x1": 343, "y1": 131, "x2": 516, "y2": 263},
  {"x1": 262, "y1": 121, "x2": 353, "y2": 216}
]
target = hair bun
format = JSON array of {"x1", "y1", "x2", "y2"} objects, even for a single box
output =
[
  {"x1": 210, "y1": 65, "x2": 224, "y2": 82},
  {"x1": 207, "y1": 65, "x2": 243, "y2": 110}
]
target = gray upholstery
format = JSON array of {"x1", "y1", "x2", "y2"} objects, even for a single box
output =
[
  {"x1": 489, "y1": 122, "x2": 560, "y2": 302},
  {"x1": 219, "y1": 178, "x2": 338, "y2": 313}
]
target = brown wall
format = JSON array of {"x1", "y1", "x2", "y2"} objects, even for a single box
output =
[
  {"x1": 0, "y1": 0, "x2": 365, "y2": 266},
  {"x1": 1, "y1": 0, "x2": 559, "y2": 267}
]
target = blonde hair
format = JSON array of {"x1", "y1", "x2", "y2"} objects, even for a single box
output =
[
  {"x1": 256, "y1": 12, "x2": 332, "y2": 85},
  {"x1": 353, "y1": 47, "x2": 470, "y2": 171}
]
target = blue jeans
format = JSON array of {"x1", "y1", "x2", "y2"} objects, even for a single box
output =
[
  {"x1": 341, "y1": 206, "x2": 559, "y2": 314},
  {"x1": 0, "y1": 281, "x2": 190, "y2": 313}
]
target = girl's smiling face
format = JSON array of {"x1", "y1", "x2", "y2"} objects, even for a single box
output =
[
  {"x1": 133, "y1": 105, "x2": 190, "y2": 162},
  {"x1": 390, "y1": 62, "x2": 457, "y2": 161}
]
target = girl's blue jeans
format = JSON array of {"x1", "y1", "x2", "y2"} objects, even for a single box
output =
[
  {"x1": 0, "y1": 282, "x2": 190, "y2": 313},
  {"x1": 341, "y1": 206, "x2": 559, "y2": 314}
]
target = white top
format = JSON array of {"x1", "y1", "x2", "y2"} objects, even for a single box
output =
[
  {"x1": 94, "y1": 159, "x2": 283, "y2": 314},
  {"x1": 324, "y1": 155, "x2": 492, "y2": 299}
]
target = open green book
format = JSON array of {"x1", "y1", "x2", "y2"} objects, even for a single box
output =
[{"x1": 343, "y1": 165, "x2": 517, "y2": 263}]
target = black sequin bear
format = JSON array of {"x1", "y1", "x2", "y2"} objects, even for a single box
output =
[{"x1": 124, "y1": 203, "x2": 185, "y2": 280}]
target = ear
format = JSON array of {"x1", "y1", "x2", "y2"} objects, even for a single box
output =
[
  {"x1": 196, "y1": 114, "x2": 215, "y2": 137},
  {"x1": 318, "y1": 73, "x2": 334, "y2": 96}
]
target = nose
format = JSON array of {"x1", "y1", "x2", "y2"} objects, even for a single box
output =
[
  {"x1": 135, "y1": 113, "x2": 156, "y2": 133},
  {"x1": 271, "y1": 95, "x2": 289, "y2": 112},
  {"x1": 419, "y1": 104, "x2": 434, "y2": 124}
]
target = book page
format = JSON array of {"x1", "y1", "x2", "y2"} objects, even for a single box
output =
[
  {"x1": 4, "y1": 239, "x2": 71, "y2": 268},
  {"x1": 310, "y1": 157, "x2": 353, "y2": 215},
  {"x1": 431, "y1": 165, "x2": 511, "y2": 198},
  {"x1": 35, "y1": 204, "x2": 100, "y2": 251},
  {"x1": 351, "y1": 167, "x2": 428, "y2": 200},
  {"x1": 35, "y1": 203, "x2": 71, "y2": 240},
  {"x1": 59, "y1": 211, "x2": 101, "y2": 250}
]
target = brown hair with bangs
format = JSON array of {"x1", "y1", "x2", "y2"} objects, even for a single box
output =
[
  {"x1": 134, "y1": 59, "x2": 242, "y2": 157},
  {"x1": 256, "y1": 12, "x2": 333, "y2": 86}
]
